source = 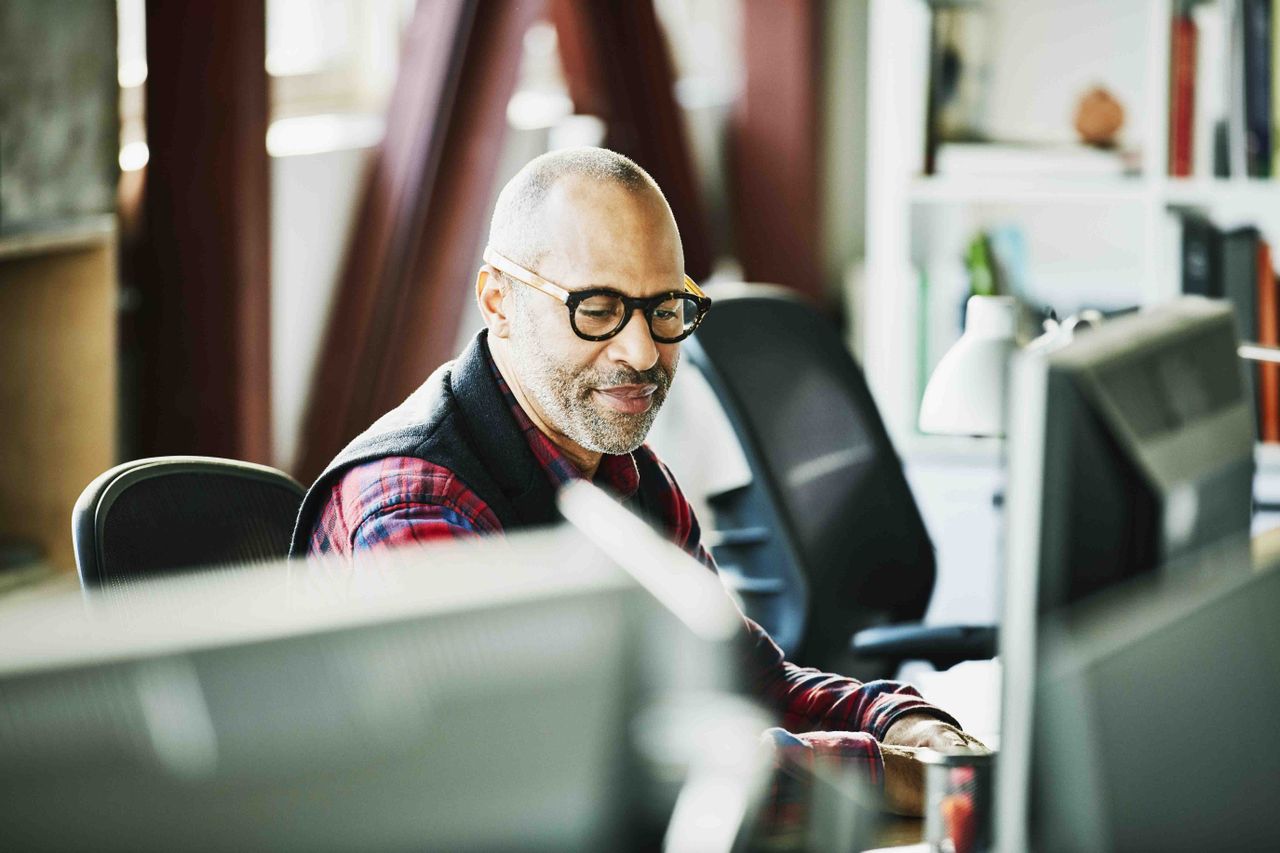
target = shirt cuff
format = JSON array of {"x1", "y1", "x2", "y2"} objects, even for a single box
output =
[{"x1": 859, "y1": 679, "x2": 963, "y2": 742}]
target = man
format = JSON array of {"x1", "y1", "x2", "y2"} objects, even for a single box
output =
[{"x1": 291, "y1": 147, "x2": 985, "y2": 817}]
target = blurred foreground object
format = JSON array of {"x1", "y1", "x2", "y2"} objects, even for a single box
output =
[
  {"x1": 0, "y1": 483, "x2": 768, "y2": 852},
  {"x1": 921, "y1": 748, "x2": 992, "y2": 853}
]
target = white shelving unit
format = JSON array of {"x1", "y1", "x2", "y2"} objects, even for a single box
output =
[
  {"x1": 862, "y1": 0, "x2": 1280, "y2": 465},
  {"x1": 859, "y1": 0, "x2": 1280, "y2": 609}
]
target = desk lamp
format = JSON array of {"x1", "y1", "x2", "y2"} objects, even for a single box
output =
[
  {"x1": 918, "y1": 295, "x2": 1026, "y2": 438},
  {"x1": 918, "y1": 296, "x2": 1102, "y2": 437}
]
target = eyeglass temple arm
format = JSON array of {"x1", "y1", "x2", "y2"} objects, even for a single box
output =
[
  {"x1": 482, "y1": 247, "x2": 572, "y2": 302},
  {"x1": 486, "y1": 244, "x2": 708, "y2": 303}
]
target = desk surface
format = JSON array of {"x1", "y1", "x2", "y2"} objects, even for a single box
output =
[
  {"x1": 874, "y1": 817, "x2": 925, "y2": 847},
  {"x1": 752, "y1": 815, "x2": 924, "y2": 852},
  {"x1": 905, "y1": 658, "x2": 1002, "y2": 749}
]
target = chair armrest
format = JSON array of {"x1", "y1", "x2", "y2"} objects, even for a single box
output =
[{"x1": 851, "y1": 622, "x2": 997, "y2": 671}]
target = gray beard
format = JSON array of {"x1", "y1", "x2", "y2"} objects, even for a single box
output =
[{"x1": 507, "y1": 326, "x2": 674, "y2": 455}]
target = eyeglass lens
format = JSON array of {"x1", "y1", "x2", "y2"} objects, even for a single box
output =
[{"x1": 572, "y1": 294, "x2": 701, "y2": 341}]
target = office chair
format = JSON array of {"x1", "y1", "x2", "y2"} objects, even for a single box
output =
[
  {"x1": 685, "y1": 283, "x2": 995, "y2": 677},
  {"x1": 72, "y1": 456, "x2": 306, "y2": 590}
]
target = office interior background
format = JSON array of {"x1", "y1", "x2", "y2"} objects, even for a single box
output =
[
  {"x1": 7, "y1": 0, "x2": 1280, "y2": 609},
  {"x1": 4, "y1": 0, "x2": 1280, "y2": 847}
]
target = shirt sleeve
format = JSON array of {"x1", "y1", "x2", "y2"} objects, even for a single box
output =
[
  {"x1": 309, "y1": 457, "x2": 503, "y2": 558},
  {"x1": 740, "y1": 612, "x2": 959, "y2": 739},
  {"x1": 350, "y1": 503, "x2": 485, "y2": 550}
]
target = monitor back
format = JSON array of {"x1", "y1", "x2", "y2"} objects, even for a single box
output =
[
  {"x1": 0, "y1": 526, "x2": 744, "y2": 852},
  {"x1": 1033, "y1": 561, "x2": 1280, "y2": 851},
  {"x1": 999, "y1": 298, "x2": 1259, "y2": 852}
]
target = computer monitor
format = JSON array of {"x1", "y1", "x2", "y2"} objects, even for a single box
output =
[
  {"x1": 0, "y1": 483, "x2": 767, "y2": 852},
  {"x1": 997, "y1": 297, "x2": 1280, "y2": 851}
]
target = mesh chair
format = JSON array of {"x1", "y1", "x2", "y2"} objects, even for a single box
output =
[
  {"x1": 72, "y1": 456, "x2": 305, "y2": 590},
  {"x1": 685, "y1": 284, "x2": 995, "y2": 676}
]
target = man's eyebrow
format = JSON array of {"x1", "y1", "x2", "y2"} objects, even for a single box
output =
[
  {"x1": 568, "y1": 280, "x2": 672, "y2": 293},
  {"x1": 576, "y1": 274, "x2": 687, "y2": 291}
]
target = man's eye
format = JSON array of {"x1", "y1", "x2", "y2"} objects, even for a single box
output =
[
  {"x1": 653, "y1": 308, "x2": 678, "y2": 321},
  {"x1": 579, "y1": 307, "x2": 616, "y2": 319}
]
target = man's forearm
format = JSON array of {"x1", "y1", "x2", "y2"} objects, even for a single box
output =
[{"x1": 740, "y1": 617, "x2": 960, "y2": 738}]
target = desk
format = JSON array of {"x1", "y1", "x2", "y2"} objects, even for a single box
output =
[
  {"x1": 874, "y1": 817, "x2": 925, "y2": 847},
  {"x1": 751, "y1": 815, "x2": 923, "y2": 852},
  {"x1": 905, "y1": 658, "x2": 1002, "y2": 750}
]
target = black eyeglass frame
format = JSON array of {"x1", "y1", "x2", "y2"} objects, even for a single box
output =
[{"x1": 482, "y1": 246, "x2": 712, "y2": 343}]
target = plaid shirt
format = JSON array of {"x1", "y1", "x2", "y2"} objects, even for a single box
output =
[{"x1": 310, "y1": 351, "x2": 956, "y2": 818}]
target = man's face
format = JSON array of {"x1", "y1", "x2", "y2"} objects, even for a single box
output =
[{"x1": 502, "y1": 178, "x2": 684, "y2": 456}]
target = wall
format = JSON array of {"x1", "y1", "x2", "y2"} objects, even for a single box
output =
[{"x1": 0, "y1": 0, "x2": 118, "y2": 231}]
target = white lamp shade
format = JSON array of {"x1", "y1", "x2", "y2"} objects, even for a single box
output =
[{"x1": 918, "y1": 296, "x2": 1020, "y2": 437}]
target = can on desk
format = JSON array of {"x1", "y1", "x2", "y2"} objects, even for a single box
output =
[{"x1": 918, "y1": 747, "x2": 994, "y2": 853}]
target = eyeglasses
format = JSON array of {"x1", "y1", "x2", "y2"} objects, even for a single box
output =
[{"x1": 482, "y1": 246, "x2": 712, "y2": 343}]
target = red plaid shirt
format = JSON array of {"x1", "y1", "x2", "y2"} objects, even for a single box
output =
[{"x1": 309, "y1": 351, "x2": 956, "y2": 816}]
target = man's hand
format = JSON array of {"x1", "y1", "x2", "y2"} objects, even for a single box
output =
[
  {"x1": 881, "y1": 745, "x2": 926, "y2": 816},
  {"x1": 880, "y1": 715, "x2": 990, "y2": 817},
  {"x1": 882, "y1": 712, "x2": 991, "y2": 754}
]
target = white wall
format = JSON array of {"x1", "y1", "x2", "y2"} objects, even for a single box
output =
[{"x1": 982, "y1": 0, "x2": 1149, "y2": 147}]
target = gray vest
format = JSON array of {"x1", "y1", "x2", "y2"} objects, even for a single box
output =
[{"x1": 290, "y1": 330, "x2": 670, "y2": 556}]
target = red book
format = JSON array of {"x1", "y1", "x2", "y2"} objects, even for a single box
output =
[
  {"x1": 1256, "y1": 240, "x2": 1279, "y2": 442},
  {"x1": 1169, "y1": 14, "x2": 1197, "y2": 177}
]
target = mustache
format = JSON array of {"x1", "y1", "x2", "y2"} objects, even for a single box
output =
[{"x1": 588, "y1": 364, "x2": 673, "y2": 392}]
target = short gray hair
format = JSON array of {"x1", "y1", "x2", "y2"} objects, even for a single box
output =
[{"x1": 487, "y1": 146, "x2": 668, "y2": 273}]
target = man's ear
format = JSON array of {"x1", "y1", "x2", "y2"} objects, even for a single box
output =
[{"x1": 475, "y1": 268, "x2": 512, "y2": 339}]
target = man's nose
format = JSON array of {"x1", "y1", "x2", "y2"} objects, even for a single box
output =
[{"x1": 606, "y1": 308, "x2": 660, "y2": 371}]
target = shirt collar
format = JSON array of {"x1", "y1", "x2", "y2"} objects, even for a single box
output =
[{"x1": 487, "y1": 350, "x2": 641, "y2": 498}]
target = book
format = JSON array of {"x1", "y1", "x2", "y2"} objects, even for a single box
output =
[
  {"x1": 1244, "y1": 0, "x2": 1273, "y2": 176},
  {"x1": 1273, "y1": 0, "x2": 1280, "y2": 170},
  {"x1": 1192, "y1": 0, "x2": 1226, "y2": 178},
  {"x1": 1169, "y1": 10, "x2": 1197, "y2": 176},
  {"x1": 1222, "y1": 225, "x2": 1261, "y2": 434},
  {"x1": 1227, "y1": 0, "x2": 1249, "y2": 177},
  {"x1": 1180, "y1": 212, "x2": 1223, "y2": 298},
  {"x1": 1222, "y1": 225, "x2": 1261, "y2": 342},
  {"x1": 924, "y1": 5, "x2": 992, "y2": 174},
  {"x1": 1255, "y1": 241, "x2": 1279, "y2": 442}
]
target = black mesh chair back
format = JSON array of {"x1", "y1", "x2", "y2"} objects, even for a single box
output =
[
  {"x1": 72, "y1": 456, "x2": 306, "y2": 590},
  {"x1": 685, "y1": 284, "x2": 937, "y2": 673}
]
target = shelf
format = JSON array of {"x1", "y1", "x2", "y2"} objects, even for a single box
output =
[
  {"x1": 909, "y1": 176, "x2": 1150, "y2": 206},
  {"x1": 1161, "y1": 178, "x2": 1280, "y2": 208},
  {"x1": 0, "y1": 216, "x2": 116, "y2": 262},
  {"x1": 909, "y1": 175, "x2": 1280, "y2": 209}
]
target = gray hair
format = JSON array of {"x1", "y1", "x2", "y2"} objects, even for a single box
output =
[{"x1": 487, "y1": 146, "x2": 670, "y2": 275}]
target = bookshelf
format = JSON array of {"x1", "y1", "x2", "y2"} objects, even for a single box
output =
[{"x1": 861, "y1": 0, "x2": 1280, "y2": 484}]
